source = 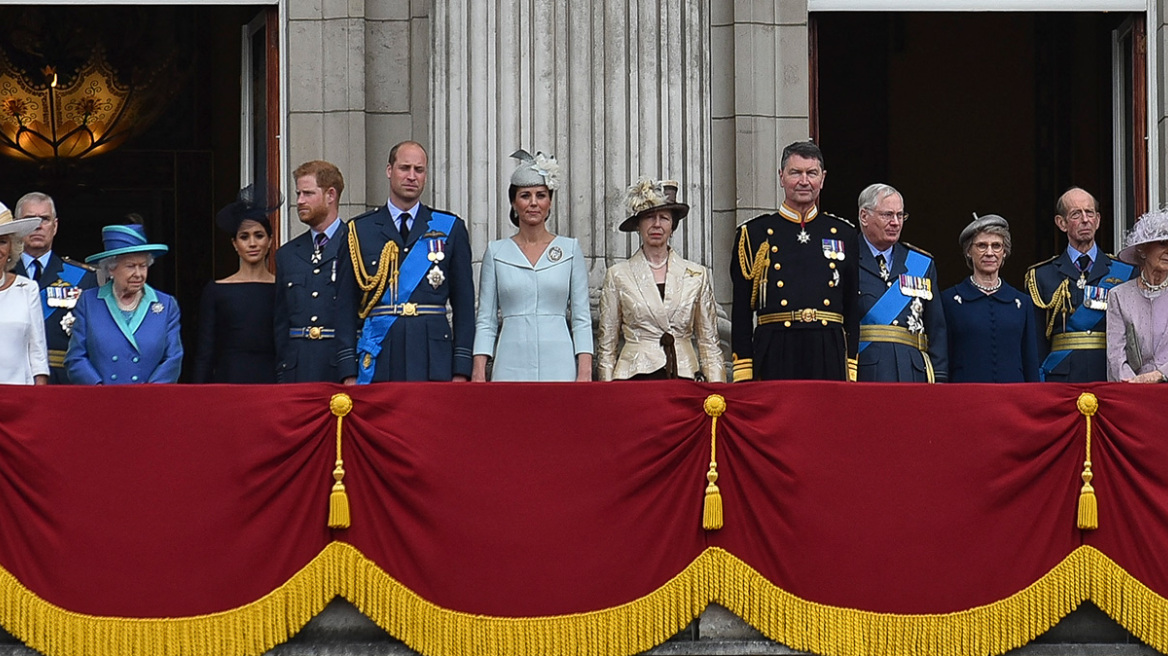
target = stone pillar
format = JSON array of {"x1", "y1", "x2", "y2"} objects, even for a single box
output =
[
  {"x1": 430, "y1": 0, "x2": 713, "y2": 284},
  {"x1": 709, "y1": 0, "x2": 810, "y2": 301},
  {"x1": 286, "y1": 0, "x2": 428, "y2": 237}
]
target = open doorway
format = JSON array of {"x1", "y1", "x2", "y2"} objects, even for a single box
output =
[
  {"x1": 0, "y1": 4, "x2": 280, "y2": 381},
  {"x1": 813, "y1": 11, "x2": 1144, "y2": 289}
]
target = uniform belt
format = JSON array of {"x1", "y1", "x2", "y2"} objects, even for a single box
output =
[
  {"x1": 47, "y1": 349, "x2": 66, "y2": 368},
  {"x1": 758, "y1": 309, "x2": 844, "y2": 326},
  {"x1": 368, "y1": 303, "x2": 446, "y2": 317},
  {"x1": 859, "y1": 325, "x2": 928, "y2": 352},
  {"x1": 289, "y1": 327, "x2": 336, "y2": 340},
  {"x1": 1052, "y1": 331, "x2": 1105, "y2": 350}
]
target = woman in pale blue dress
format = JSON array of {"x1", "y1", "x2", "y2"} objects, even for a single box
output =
[{"x1": 471, "y1": 150, "x2": 593, "y2": 381}]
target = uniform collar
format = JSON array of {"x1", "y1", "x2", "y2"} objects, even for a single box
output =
[
  {"x1": 778, "y1": 203, "x2": 818, "y2": 224},
  {"x1": 311, "y1": 217, "x2": 342, "y2": 243},
  {"x1": 862, "y1": 235, "x2": 894, "y2": 263},
  {"x1": 1065, "y1": 243, "x2": 1099, "y2": 267},
  {"x1": 20, "y1": 251, "x2": 50, "y2": 271}
]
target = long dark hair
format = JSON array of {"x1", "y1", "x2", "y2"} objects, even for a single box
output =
[{"x1": 507, "y1": 184, "x2": 555, "y2": 226}]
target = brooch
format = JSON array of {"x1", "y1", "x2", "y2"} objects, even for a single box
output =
[
  {"x1": 548, "y1": 246, "x2": 563, "y2": 262},
  {"x1": 427, "y1": 265, "x2": 446, "y2": 289},
  {"x1": 151, "y1": 302, "x2": 164, "y2": 314},
  {"x1": 60, "y1": 311, "x2": 76, "y2": 336}
]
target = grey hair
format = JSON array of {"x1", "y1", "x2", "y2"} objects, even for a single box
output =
[
  {"x1": 960, "y1": 221, "x2": 1012, "y2": 270},
  {"x1": 857, "y1": 184, "x2": 901, "y2": 213},
  {"x1": 96, "y1": 253, "x2": 155, "y2": 285},
  {"x1": 14, "y1": 191, "x2": 56, "y2": 220}
]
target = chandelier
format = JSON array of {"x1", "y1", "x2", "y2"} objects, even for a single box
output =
[
  {"x1": 0, "y1": 53, "x2": 143, "y2": 162},
  {"x1": 0, "y1": 6, "x2": 185, "y2": 166}
]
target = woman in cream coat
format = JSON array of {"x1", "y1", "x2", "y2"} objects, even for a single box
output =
[{"x1": 596, "y1": 178, "x2": 725, "y2": 381}]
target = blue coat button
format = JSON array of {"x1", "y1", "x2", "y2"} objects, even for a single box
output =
[
  {"x1": 110, "y1": 374, "x2": 118, "y2": 381},
  {"x1": 132, "y1": 356, "x2": 140, "y2": 363},
  {"x1": 112, "y1": 355, "x2": 118, "y2": 362},
  {"x1": 131, "y1": 375, "x2": 139, "y2": 382}
]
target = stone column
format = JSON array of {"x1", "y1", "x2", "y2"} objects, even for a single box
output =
[
  {"x1": 430, "y1": 0, "x2": 713, "y2": 285},
  {"x1": 286, "y1": 0, "x2": 428, "y2": 236},
  {"x1": 709, "y1": 0, "x2": 811, "y2": 301}
]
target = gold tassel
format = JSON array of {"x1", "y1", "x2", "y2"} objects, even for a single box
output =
[
  {"x1": 1076, "y1": 392, "x2": 1098, "y2": 531},
  {"x1": 328, "y1": 393, "x2": 354, "y2": 529},
  {"x1": 702, "y1": 394, "x2": 727, "y2": 531}
]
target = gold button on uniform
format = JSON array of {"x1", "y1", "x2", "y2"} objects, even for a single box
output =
[
  {"x1": 767, "y1": 228, "x2": 774, "y2": 235},
  {"x1": 823, "y1": 299, "x2": 830, "y2": 306},
  {"x1": 829, "y1": 263, "x2": 836, "y2": 269},
  {"x1": 773, "y1": 263, "x2": 781, "y2": 270},
  {"x1": 311, "y1": 316, "x2": 318, "y2": 322},
  {"x1": 777, "y1": 281, "x2": 784, "y2": 288},
  {"x1": 771, "y1": 246, "x2": 778, "y2": 253},
  {"x1": 830, "y1": 227, "x2": 838, "y2": 234},
  {"x1": 781, "y1": 299, "x2": 788, "y2": 307},
  {"x1": 784, "y1": 321, "x2": 792, "y2": 327}
]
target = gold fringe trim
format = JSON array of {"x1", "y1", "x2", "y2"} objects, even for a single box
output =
[
  {"x1": 716, "y1": 547, "x2": 1090, "y2": 656},
  {"x1": 6, "y1": 543, "x2": 1168, "y2": 656},
  {"x1": 0, "y1": 543, "x2": 342, "y2": 656}
]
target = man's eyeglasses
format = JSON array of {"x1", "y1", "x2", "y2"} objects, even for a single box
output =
[{"x1": 873, "y1": 211, "x2": 908, "y2": 222}]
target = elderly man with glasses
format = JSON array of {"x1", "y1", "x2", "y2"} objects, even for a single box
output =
[
  {"x1": 1025, "y1": 187, "x2": 1137, "y2": 382},
  {"x1": 855, "y1": 183, "x2": 947, "y2": 383}
]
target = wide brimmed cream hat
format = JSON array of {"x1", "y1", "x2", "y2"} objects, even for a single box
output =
[
  {"x1": 619, "y1": 178, "x2": 689, "y2": 232},
  {"x1": 1118, "y1": 210, "x2": 1168, "y2": 265},
  {"x1": 0, "y1": 201, "x2": 41, "y2": 238}
]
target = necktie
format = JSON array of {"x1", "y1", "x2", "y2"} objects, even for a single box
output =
[
  {"x1": 1076, "y1": 254, "x2": 1092, "y2": 274},
  {"x1": 399, "y1": 214, "x2": 411, "y2": 242},
  {"x1": 876, "y1": 254, "x2": 889, "y2": 281},
  {"x1": 31, "y1": 259, "x2": 43, "y2": 283},
  {"x1": 314, "y1": 232, "x2": 329, "y2": 250}
]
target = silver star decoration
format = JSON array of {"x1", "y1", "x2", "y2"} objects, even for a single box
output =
[{"x1": 797, "y1": 229, "x2": 810, "y2": 244}]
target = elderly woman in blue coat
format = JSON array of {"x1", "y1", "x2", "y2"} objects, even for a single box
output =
[{"x1": 65, "y1": 224, "x2": 183, "y2": 384}]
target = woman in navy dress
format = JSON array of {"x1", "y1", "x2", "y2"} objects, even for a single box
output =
[
  {"x1": 941, "y1": 214, "x2": 1039, "y2": 382},
  {"x1": 193, "y1": 186, "x2": 279, "y2": 383}
]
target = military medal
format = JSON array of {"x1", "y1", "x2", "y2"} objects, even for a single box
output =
[
  {"x1": 548, "y1": 246, "x2": 563, "y2": 262},
  {"x1": 1077, "y1": 273, "x2": 1087, "y2": 290},
  {"x1": 898, "y1": 274, "x2": 933, "y2": 300},
  {"x1": 311, "y1": 248, "x2": 323, "y2": 265},
  {"x1": 907, "y1": 297, "x2": 925, "y2": 334},
  {"x1": 46, "y1": 284, "x2": 82, "y2": 309},
  {"x1": 427, "y1": 240, "x2": 446, "y2": 262},
  {"x1": 60, "y1": 311, "x2": 76, "y2": 336},
  {"x1": 821, "y1": 239, "x2": 845, "y2": 261},
  {"x1": 151, "y1": 302, "x2": 164, "y2": 314},
  {"x1": 1083, "y1": 285, "x2": 1108, "y2": 310},
  {"x1": 427, "y1": 265, "x2": 446, "y2": 289},
  {"x1": 798, "y1": 229, "x2": 810, "y2": 244}
]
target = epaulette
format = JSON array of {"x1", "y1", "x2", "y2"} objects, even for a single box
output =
[
  {"x1": 1025, "y1": 254, "x2": 1059, "y2": 272},
  {"x1": 902, "y1": 242, "x2": 933, "y2": 258},
  {"x1": 821, "y1": 212, "x2": 856, "y2": 229},
  {"x1": 429, "y1": 207, "x2": 463, "y2": 221},
  {"x1": 735, "y1": 212, "x2": 774, "y2": 230},
  {"x1": 61, "y1": 256, "x2": 96, "y2": 272},
  {"x1": 349, "y1": 207, "x2": 380, "y2": 222}
]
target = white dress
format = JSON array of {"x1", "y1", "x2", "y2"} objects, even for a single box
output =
[
  {"x1": 0, "y1": 274, "x2": 49, "y2": 384},
  {"x1": 473, "y1": 236, "x2": 593, "y2": 381}
]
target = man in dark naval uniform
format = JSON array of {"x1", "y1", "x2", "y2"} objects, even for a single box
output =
[
  {"x1": 274, "y1": 160, "x2": 357, "y2": 383},
  {"x1": 730, "y1": 141, "x2": 859, "y2": 382},
  {"x1": 1024, "y1": 186, "x2": 1135, "y2": 382},
  {"x1": 12, "y1": 192, "x2": 97, "y2": 384},
  {"x1": 855, "y1": 183, "x2": 947, "y2": 382},
  {"x1": 344, "y1": 140, "x2": 474, "y2": 382}
]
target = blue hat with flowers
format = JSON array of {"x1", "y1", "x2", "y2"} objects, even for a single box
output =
[{"x1": 85, "y1": 224, "x2": 169, "y2": 263}]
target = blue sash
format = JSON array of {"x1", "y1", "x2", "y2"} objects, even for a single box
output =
[
  {"x1": 1039, "y1": 259, "x2": 1135, "y2": 379},
  {"x1": 859, "y1": 249, "x2": 930, "y2": 353},
  {"x1": 40, "y1": 260, "x2": 86, "y2": 320},
  {"x1": 356, "y1": 211, "x2": 455, "y2": 384}
]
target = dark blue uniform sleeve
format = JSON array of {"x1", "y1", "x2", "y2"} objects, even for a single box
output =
[
  {"x1": 925, "y1": 260, "x2": 948, "y2": 382},
  {"x1": 333, "y1": 226, "x2": 358, "y2": 381},
  {"x1": 447, "y1": 218, "x2": 475, "y2": 378},
  {"x1": 273, "y1": 249, "x2": 291, "y2": 382}
]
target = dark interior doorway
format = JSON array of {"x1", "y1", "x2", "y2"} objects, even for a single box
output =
[
  {"x1": 814, "y1": 11, "x2": 1139, "y2": 289},
  {"x1": 0, "y1": 5, "x2": 277, "y2": 381}
]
